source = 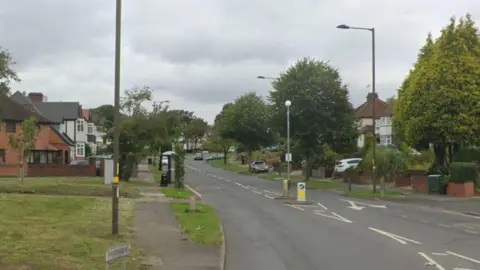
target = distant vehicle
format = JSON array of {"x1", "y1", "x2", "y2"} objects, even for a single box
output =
[
  {"x1": 194, "y1": 153, "x2": 203, "y2": 160},
  {"x1": 334, "y1": 158, "x2": 362, "y2": 173},
  {"x1": 206, "y1": 155, "x2": 224, "y2": 161},
  {"x1": 249, "y1": 160, "x2": 269, "y2": 173},
  {"x1": 69, "y1": 160, "x2": 90, "y2": 166}
]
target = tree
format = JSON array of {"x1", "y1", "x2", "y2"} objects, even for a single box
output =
[
  {"x1": 9, "y1": 116, "x2": 38, "y2": 182},
  {"x1": 0, "y1": 47, "x2": 20, "y2": 95},
  {"x1": 395, "y1": 15, "x2": 480, "y2": 169},
  {"x1": 184, "y1": 117, "x2": 208, "y2": 150},
  {"x1": 360, "y1": 146, "x2": 406, "y2": 186},
  {"x1": 269, "y1": 57, "x2": 357, "y2": 180},
  {"x1": 173, "y1": 143, "x2": 186, "y2": 188},
  {"x1": 220, "y1": 92, "x2": 274, "y2": 157}
]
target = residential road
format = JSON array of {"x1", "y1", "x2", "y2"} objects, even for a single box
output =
[{"x1": 185, "y1": 159, "x2": 480, "y2": 270}]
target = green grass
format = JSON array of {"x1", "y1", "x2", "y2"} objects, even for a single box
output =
[
  {"x1": 344, "y1": 189, "x2": 403, "y2": 198},
  {"x1": 161, "y1": 187, "x2": 192, "y2": 199},
  {"x1": 0, "y1": 177, "x2": 146, "y2": 198},
  {"x1": 209, "y1": 158, "x2": 248, "y2": 173},
  {"x1": 305, "y1": 180, "x2": 343, "y2": 190},
  {"x1": 170, "y1": 202, "x2": 223, "y2": 245},
  {"x1": 0, "y1": 194, "x2": 141, "y2": 269}
]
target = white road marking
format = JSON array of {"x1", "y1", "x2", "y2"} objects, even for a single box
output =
[
  {"x1": 439, "y1": 224, "x2": 452, "y2": 228},
  {"x1": 340, "y1": 199, "x2": 387, "y2": 209},
  {"x1": 453, "y1": 268, "x2": 476, "y2": 270},
  {"x1": 225, "y1": 179, "x2": 232, "y2": 182},
  {"x1": 464, "y1": 230, "x2": 479, "y2": 234},
  {"x1": 264, "y1": 194, "x2": 275, "y2": 199},
  {"x1": 432, "y1": 253, "x2": 448, "y2": 256},
  {"x1": 446, "y1": 251, "x2": 480, "y2": 264},
  {"x1": 316, "y1": 203, "x2": 328, "y2": 210},
  {"x1": 234, "y1": 182, "x2": 242, "y2": 186},
  {"x1": 368, "y1": 227, "x2": 421, "y2": 245},
  {"x1": 286, "y1": 204, "x2": 305, "y2": 211},
  {"x1": 218, "y1": 177, "x2": 224, "y2": 180},
  {"x1": 419, "y1": 219, "x2": 429, "y2": 223},
  {"x1": 418, "y1": 252, "x2": 446, "y2": 270},
  {"x1": 264, "y1": 190, "x2": 281, "y2": 195},
  {"x1": 345, "y1": 200, "x2": 365, "y2": 211},
  {"x1": 252, "y1": 190, "x2": 262, "y2": 195},
  {"x1": 243, "y1": 185, "x2": 251, "y2": 190},
  {"x1": 442, "y1": 210, "x2": 480, "y2": 220},
  {"x1": 313, "y1": 211, "x2": 352, "y2": 224}
]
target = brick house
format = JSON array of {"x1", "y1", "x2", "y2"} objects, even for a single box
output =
[
  {"x1": 354, "y1": 93, "x2": 389, "y2": 148},
  {"x1": 0, "y1": 95, "x2": 74, "y2": 175}
]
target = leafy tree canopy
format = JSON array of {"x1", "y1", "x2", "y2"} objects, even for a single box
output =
[{"x1": 0, "y1": 46, "x2": 19, "y2": 95}]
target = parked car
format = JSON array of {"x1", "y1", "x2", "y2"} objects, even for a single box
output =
[
  {"x1": 334, "y1": 158, "x2": 362, "y2": 174},
  {"x1": 249, "y1": 160, "x2": 269, "y2": 173},
  {"x1": 69, "y1": 160, "x2": 90, "y2": 166},
  {"x1": 194, "y1": 153, "x2": 203, "y2": 160}
]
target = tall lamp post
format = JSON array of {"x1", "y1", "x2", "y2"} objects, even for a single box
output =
[
  {"x1": 285, "y1": 100, "x2": 292, "y2": 196},
  {"x1": 336, "y1": 24, "x2": 380, "y2": 195},
  {"x1": 112, "y1": 0, "x2": 122, "y2": 234}
]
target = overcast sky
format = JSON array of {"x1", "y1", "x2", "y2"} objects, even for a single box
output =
[{"x1": 1, "y1": 1, "x2": 478, "y2": 123}]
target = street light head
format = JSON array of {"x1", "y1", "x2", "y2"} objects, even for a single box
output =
[
  {"x1": 336, "y1": 24, "x2": 350, "y2": 29},
  {"x1": 285, "y1": 100, "x2": 291, "y2": 107},
  {"x1": 257, "y1": 76, "x2": 266, "y2": 79}
]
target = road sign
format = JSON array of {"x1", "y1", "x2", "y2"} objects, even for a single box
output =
[
  {"x1": 297, "y1": 182, "x2": 306, "y2": 202},
  {"x1": 106, "y1": 244, "x2": 130, "y2": 262},
  {"x1": 285, "y1": 153, "x2": 292, "y2": 162}
]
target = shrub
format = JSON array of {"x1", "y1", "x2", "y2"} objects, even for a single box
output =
[
  {"x1": 453, "y1": 148, "x2": 480, "y2": 163},
  {"x1": 449, "y1": 162, "x2": 478, "y2": 184},
  {"x1": 359, "y1": 146, "x2": 406, "y2": 182}
]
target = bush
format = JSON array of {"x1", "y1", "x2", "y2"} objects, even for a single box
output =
[
  {"x1": 453, "y1": 148, "x2": 480, "y2": 163},
  {"x1": 449, "y1": 162, "x2": 478, "y2": 184},
  {"x1": 359, "y1": 146, "x2": 406, "y2": 182}
]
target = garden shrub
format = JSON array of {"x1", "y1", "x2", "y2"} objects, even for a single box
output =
[{"x1": 449, "y1": 162, "x2": 478, "y2": 184}]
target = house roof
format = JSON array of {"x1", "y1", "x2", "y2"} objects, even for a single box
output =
[
  {"x1": 355, "y1": 93, "x2": 388, "y2": 119},
  {"x1": 10, "y1": 91, "x2": 81, "y2": 123},
  {"x1": 50, "y1": 126, "x2": 75, "y2": 146},
  {"x1": 0, "y1": 94, "x2": 53, "y2": 123},
  {"x1": 380, "y1": 102, "x2": 394, "y2": 117}
]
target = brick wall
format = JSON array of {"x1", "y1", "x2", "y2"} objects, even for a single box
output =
[
  {"x1": 0, "y1": 165, "x2": 20, "y2": 176},
  {"x1": 27, "y1": 163, "x2": 96, "y2": 177}
]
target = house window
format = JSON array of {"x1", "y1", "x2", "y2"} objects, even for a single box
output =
[
  {"x1": 87, "y1": 123, "x2": 94, "y2": 135},
  {"x1": 90, "y1": 144, "x2": 97, "y2": 155},
  {"x1": 386, "y1": 135, "x2": 392, "y2": 145},
  {"x1": 0, "y1": 149, "x2": 5, "y2": 164},
  {"x1": 386, "y1": 117, "x2": 392, "y2": 125},
  {"x1": 76, "y1": 143, "x2": 85, "y2": 157},
  {"x1": 6, "y1": 122, "x2": 16, "y2": 133},
  {"x1": 77, "y1": 120, "x2": 85, "y2": 132},
  {"x1": 27, "y1": 151, "x2": 61, "y2": 164}
]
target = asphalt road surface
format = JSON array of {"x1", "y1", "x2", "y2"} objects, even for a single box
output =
[{"x1": 186, "y1": 159, "x2": 480, "y2": 270}]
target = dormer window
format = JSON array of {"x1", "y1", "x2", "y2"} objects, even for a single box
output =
[{"x1": 76, "y1": 119, "x2": 85, "y2": 132}]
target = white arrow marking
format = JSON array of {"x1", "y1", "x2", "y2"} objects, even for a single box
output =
[
  {"x1": 340, "y1": 199, "x2": 386, "y2": 209},
  {"x1": 418, "y1": 252, "x2": 446, "y2": 270},
  {"x1": 368, "y1": 227, "x2": 421, "y2": 245},
  {"x1": 314, "y1": 211, "x2": 352, "y2": 224},
  {"x1": 316, "y1": 203, "x2": 328, "y2": 210},
  {"x1": 345, "y1": 201, "x2": 365, "y2": 211},
  {"x1": 446, "y1": 251, "x2": 480, "y2": 264},
  {"x1": 286, "y1": 204, "x2": 305, "y2": 211}
]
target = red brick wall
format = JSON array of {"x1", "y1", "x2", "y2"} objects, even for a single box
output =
[
  {"x1": 411, "y1": 175, "x2": 428, "y2": 193},
  {"x1": 27, "y1": 163, "x2": 96, "y2": 177},
  {"x1": 0, "y1": 165, "x2": 20, "y2": 176}
]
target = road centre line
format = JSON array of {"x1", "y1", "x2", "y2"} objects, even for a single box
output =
[
  {"x1": 264, "y1": 194, "x2": 275, "y2": 199},
  {"x1": 418, "y1": 252, "x2": 446, "y2": 270},
  {"x1": 368, "y1": 227, "x2": 421, "y2": 245},
  {"x1": 252, "y1": 190, "x2": 262, "y2": 195},
  {"x1": 446, "y1": 251, "x2": 480, "y2": 264},
  {"x1": 286, "y1": 204, "x2": 305, "y2": 211}
]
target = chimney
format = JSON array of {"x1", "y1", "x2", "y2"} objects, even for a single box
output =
[
  {"x1": 366, "y1": 92, "x2": 378, "y2": 101},
  {"x1": 28, "y1": 92, "x2": 44, "y2": 103}
]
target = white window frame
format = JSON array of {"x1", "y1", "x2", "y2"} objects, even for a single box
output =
[
  {"x1": 386, "y1": 135, "x2": 392, "y2": 145},
  {"x1": 87, "y1": 123, "x2": 94, "y2": 135},
  {"x1": 76, "y1": 143, "x2": 85, "y2": 157},
  {"x1": 77, "y1": 119, "x2": 85, "y2": 132}
]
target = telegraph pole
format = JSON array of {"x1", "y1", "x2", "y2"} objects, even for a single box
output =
[{"x1": 112, "y1": 0, "x2": 122, "y2": 235}]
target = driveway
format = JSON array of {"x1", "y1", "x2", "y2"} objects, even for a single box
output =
[{"x1": 186, "y1": 159, "x2": 480, "y2": 270}]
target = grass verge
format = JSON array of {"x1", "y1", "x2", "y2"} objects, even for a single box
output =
[
  {"x1": 209, "y1": 159, "x2": 248, "y2": 173},
  {"x1": 170, "y1": 202, "x2": 223, "y2": 245},
  {"x1": 344, "y1": 189, "x2": 403, "y2": 198},
  {"x1": 161, "y1": 187, "x2": 192, "y2": 199},
  {"x1": 0, "y1": 177, "x2": 145, "y2": 198},
  {"x1": 0, "y1": 194, "x2": 141, "y2": 269}
]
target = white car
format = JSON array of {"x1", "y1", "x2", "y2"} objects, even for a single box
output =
[{"x1": 334, "y1": 158, "x2": 362, "y2": 173}]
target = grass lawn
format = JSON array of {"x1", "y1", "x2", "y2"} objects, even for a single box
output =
[
  {"x1": 305, "y1": 180, "x2": 343, "y2": 190},
  {"x1": 209, "y1": 159, "x2": 248, "y2": 173},
  {"x1": 0, "y1": 194, "x2": 141, "y2": 270},
  {"x1": 0, "y1": 177, "x2": 147, "y2": 198},
  {"x1": 161, "y1": 187, "x2": 192, "y2": 199},
  {"x1": 344, "y1": 189, "x2": 403, "y2": 198},
  {"x1": 170, "y1": 202, "x2": 223, "y2": 245}
]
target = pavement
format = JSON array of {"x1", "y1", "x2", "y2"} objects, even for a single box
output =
[
  {"x1": 133, "y1": 164, "x2": 221, "y2": 270},
  {"x1": 186, "y1": 159, "x2": 480, "y2": 270}
]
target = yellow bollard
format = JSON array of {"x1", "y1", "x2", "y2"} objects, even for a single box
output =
[
  {"x1": 297, "y1": 182, "x2": 306, "y2": 202},
  {"x1": 283, "y1": 179, "x2": 289, "y2": 197}
]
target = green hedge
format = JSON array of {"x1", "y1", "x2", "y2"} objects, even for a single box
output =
[{"x1": 449, "y1": 162, "x2": 478, "y2": 184}]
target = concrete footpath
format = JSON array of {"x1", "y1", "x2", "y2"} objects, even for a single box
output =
[{"x1": 134, "y1": 164, "x2": 221, "y2": 270}]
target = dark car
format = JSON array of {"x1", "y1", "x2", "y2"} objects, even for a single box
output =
[
  {"x1": 194, "y1": 153, "x2": 203, "y2": 160},
  {"x1": 249, "y1": 160, "x2": 269, "y2": 173}
]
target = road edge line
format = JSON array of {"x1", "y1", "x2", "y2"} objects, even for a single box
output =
[{"x1": 185, "y1": 184, "x2": 203, "y2": 200}]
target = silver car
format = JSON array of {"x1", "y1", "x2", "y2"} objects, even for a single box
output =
[{"x1": 249, "y1": 160, "x2": 269, "y2": 173}]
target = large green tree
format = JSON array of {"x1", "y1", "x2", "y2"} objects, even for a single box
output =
[
  {"x1": 269, "y1": 57, "x2": 357, "y2": 180},
  {"x1": 395, "y1": 14, "x2": 480, "y2": 169},
  {"x1": 220, "y1": 93, "x2": 273, "y2": 156},
  {"x1": 0, "y1": 47, "x2": 20, "y2": 95},
  {"x1": 184, "y1": 117, "x2": 208, "y2": 150}
]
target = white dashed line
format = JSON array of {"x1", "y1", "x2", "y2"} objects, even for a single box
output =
[
  {"x1": 286, "y1": 204, "x2": 305, "y2": 211},
  {"x1": 432, "y1": 253, "x2": 448, "y2": 256},
  {"x1": 446, "y1": 251, "x2": 480, "y2": 264},
  {"x1": 264, "y1": 194, "x2": 275, "y2": 199},
  {"x1": 464, "y1": 230, "x2": 479, "y2": 235},
  {"x1": 316, "y1": 203, "x2": 328, "y2": 210},
  {"x1": 439, "y1": 224, "x2": 452, "y2": 228},
  {"x1": 418, "y1": 252, "x2": 446, "y2": 270},
  {"x1": 252, "y1": 190, "x2": 262, "y2": 195}
]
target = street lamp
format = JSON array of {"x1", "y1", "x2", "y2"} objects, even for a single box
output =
[
  {"x1": 112, "y1": 0, "x2": 122, "y2": 235},
  {"x1": 284, "y1": 100, "x2": 292, "y2": 197},
  {"x1": 336, "y1": 23, "x2": 379, "y2": 194}
]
